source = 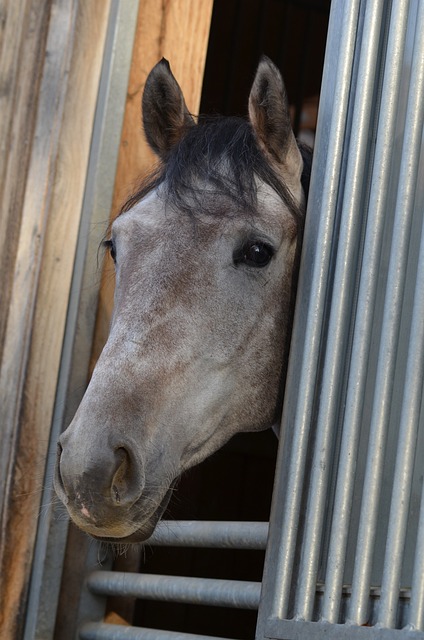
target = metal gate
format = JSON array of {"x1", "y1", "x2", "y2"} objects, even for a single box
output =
[
  {"x1": 26, "y1": 0, "x2": 424, "y2": 638},
  {"x1": 258, "y1": 0, "x2": 424, "y2": 637}
]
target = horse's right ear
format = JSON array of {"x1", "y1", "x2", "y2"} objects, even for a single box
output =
[{"x1": 142, "y1": 59, "x2": 195, "y2": 159}]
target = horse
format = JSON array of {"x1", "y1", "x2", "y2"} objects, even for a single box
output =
[{"x1": 54, "y1": 56, "x2": 312, "y2": 543}]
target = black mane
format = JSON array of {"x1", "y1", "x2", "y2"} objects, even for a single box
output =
[{"x1": 120, "y1": 116, "x2": 312, "y2": 219}]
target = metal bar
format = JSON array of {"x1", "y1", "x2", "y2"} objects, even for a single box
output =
[
  {"x1": 348, "y1": 0, "x2": 419, "y2": 624},
  {"x1": 80, "y1": 623, "x2": 236, "y2": 640},
  {"x1": 322, "y1": 0, "x2": 411, "y2": 624},
  {"x1": 294, "y1": 0, "x2": 387, "y2": 621},
  {"x1": 87, "y1": 572, "x2": 261, "y2": 610},
  {"x1": 409, "y1": 454, "x2": 424, "y2": 629},
  {"x1": 258, "y1": 0, "x2": 362, "y2": 625},
  {"x1": 147, "y1": 520, "x2": 268, "y2": 549},
  {"x1": 265, "y1": 618, "x2": 424, "y2": 640},
  {"x1": 377, "y1": 1, "x2": 424, "y2": 627}
]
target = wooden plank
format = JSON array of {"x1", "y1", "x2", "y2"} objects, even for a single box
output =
[
  {"x1": 0, "y1": 0, "x2": 111, "y2": 637},
  {"x1": 91, "y1": 0, "x2": 214, "y2": 365},
  {"x1": 0, "y1": 0, "x2": 52, "y2": 355},
  {"x1": 112, "y1": 0, "x2": 214, "y2": 213}
]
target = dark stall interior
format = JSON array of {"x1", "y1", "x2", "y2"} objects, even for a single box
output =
[{"x1": 109, "y1": 1, "x2": 330, "y2": 638}]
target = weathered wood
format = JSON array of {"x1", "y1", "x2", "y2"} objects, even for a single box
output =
[
  {"x1": 0, "y1": 1, "x2": 213, "y2": 635},
  {"x1": 91, "y1": 0, "x2": 214, "y2": 365},
  {"x1": 0, "y1": 0, "x2": 111, "y2": 637},
  {"x1": 0, "y1": 0, "x2": 52, "y2": 355},
  {"x1": 112, "y1": 0, "x2": 214, "y2": 213}
]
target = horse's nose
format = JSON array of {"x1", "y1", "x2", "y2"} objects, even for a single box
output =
[{"x1": 55, "y1": 437, "x2": 145, "y2": 511}]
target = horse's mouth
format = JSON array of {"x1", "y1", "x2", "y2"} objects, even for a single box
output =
[{"x1": 91, "y1": 482, "x2": 176, "y2": 544}]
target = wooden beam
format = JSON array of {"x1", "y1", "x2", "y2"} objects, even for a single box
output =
[
  {"x1": 0, "y1": 1, "x2": 111, "y2": 637},
  {"x1": 91, "y1": 0, "x2": 214, "y2": 365}
]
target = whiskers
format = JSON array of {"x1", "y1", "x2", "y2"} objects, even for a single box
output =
[
  {"x1": 108, "y1": 541, "x2": 141, "y2": 560},
  {"x1": 95, "y1": 540, "x2": 113, "y2": 566},
  {"x1": 36, "y1": 491, "x2": 70, "y2": 524},
  {"x1": 20, "y1": 456, "x2": 69, "y2": 517}
]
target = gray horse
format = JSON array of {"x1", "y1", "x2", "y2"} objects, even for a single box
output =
[{"x1": 55, "y1": 57, "x2": 311, "y2": 542}]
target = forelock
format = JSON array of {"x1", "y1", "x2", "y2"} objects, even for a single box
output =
[{"x1": 120, "y1": 116, "x2": 310, "y2": 220}]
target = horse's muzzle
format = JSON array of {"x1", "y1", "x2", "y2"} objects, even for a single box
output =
[{"x1": 54, "y1": 436, "x2": 146, "y2": 536}]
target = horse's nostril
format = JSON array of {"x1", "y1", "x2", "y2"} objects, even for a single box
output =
[
  {"x1": 54, "y1": 442, "x2": 66, "y2": 496},
  {"x1": 111, "y1": 447, "x2": 144, "y2": 507},
  {"x1": 54, "y1": 438, "x2": 144, "y2": 512}
]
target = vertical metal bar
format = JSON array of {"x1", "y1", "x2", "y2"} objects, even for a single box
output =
[
  {"x1": 377, "y1": 0, "x2": 424, "y2": 627},
  {"x1": 348, "y1": 0, "x2": 417, "y2": 625},
  {"x1": 294, "y1": 0, "x2": 387, "y2": 621},
  {"x1": 322, "y1": 0, "x2": 411, "y2": 624},
  {"x1": 409, "y1": 465, "x2": 424, "y2": 630},
  {"x1": 257, "y1": 0, "x2": 362, "y2": 626}
]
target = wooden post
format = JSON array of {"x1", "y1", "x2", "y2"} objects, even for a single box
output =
[
  {"x1": 91, "y1": 0, "x2": 214, "y2": 365},
  {"x1": 0, "y1": 0, "x2": 111, "y2": 637}
]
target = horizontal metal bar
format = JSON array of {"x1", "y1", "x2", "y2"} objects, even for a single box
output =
[
  {"x1": 87, "y1": 572, "x2": 261, "y2": 610},
  {"x1": 80, "y1": 622, "x2": 236, "y2": 640},
  {"x1": 266, "y1": 618, "x2": 424, "y2": 639},
  {"x1": 146, "y1": 521, "x2": 268, "y2": 549}
]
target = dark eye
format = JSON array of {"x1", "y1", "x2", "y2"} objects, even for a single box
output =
[
  {"x1": 233, "y1": 241, "x2": 274, "y2": 268},
  {"x1": 103, "y1": 239, "x2": 116, "y2": 263}
]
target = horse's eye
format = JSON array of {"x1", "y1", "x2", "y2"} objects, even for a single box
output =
[
  {"x1": 103, "y1": 239, "x2": 116, "y2": 263},
  {"x1": 234, "y1": 241, "x2": 274, "y2": 268}
]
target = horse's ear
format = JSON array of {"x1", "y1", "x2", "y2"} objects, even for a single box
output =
[
  {"x1": 142, "y1": 59, "x2": 195, "y2": 159},
  {"x1": 248, "y1": 57, "x2": 302, "y2": 183}
]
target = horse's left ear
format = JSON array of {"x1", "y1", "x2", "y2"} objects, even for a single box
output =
[
  {"x1": 248, "y1": 57, "x2": 303, "y2": 184},
  {"x1": 142, "y1": 58, "x2": 195, "y2": 159}
]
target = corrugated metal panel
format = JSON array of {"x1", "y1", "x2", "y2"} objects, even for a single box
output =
[{"x1": 256, "y1": 0, "x2": 424, "y2": 637}]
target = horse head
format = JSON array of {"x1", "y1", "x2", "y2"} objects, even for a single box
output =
[{"x1": 55, "y1": 57, "x2": 310, "y2": 542}]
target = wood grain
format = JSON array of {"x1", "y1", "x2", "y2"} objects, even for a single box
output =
[
  {"x1": 91, "y1": 0, "x2": 214, "y2": 366},
  {"x1": 0, "y1": 0, "x2": 111, "y2": 637},
  {"x1": 0, "y1": 0, "x2": 52, "y2": 355}
]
